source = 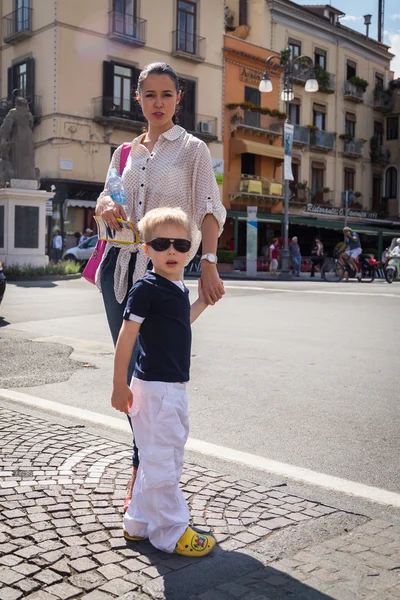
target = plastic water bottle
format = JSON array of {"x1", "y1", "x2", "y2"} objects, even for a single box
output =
[{"x1": 106, "y1": 168, "x2": 127, "y2": 206}]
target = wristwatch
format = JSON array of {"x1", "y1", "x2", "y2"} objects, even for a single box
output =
[{"x1": 200, "y1": 253, "x2": 218, "y2": 264}]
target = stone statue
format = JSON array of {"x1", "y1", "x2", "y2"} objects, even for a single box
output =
[
  {"x1": 0, "y1": 143, "x2": 14, "y2": 187},
  {"x1": 0, "y1": 96, "x2": 37, "y2": 182}
]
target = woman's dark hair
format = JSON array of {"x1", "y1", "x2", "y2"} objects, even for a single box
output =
[{"x1": 137, "y1": 62, "x2": 180, "y2": 94}]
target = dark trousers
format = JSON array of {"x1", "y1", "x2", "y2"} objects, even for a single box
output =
[
  {"x1": 100, "y1": 247, "x2": 139, "y2": 468},
  {"x1": 310, "y1": 256, "x2": 324, "y2": 277}
]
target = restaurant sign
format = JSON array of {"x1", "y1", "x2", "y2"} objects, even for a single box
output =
[
  {"x1": 240, "y1": 66, "x2": 262, "y2": 85},
  {"x1": 306, "y1": 204, "x2": 378, "y2": 220}
]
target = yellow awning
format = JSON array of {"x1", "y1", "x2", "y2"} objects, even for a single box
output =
[{"x1": 230, "y1": 138, "x2": 284, "y2": 161}]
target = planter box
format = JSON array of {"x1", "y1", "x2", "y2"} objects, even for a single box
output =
[{"x1": 217, "y1": 263, "x2": 234, "y2": 274}]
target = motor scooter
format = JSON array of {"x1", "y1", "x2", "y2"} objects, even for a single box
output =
[{"x1": 385, "y1": 238, "x2": 400, "y2": 284}]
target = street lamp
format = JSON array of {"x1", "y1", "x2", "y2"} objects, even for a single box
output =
[{"x1": 259, "y1": 49, "x2": 318, "y2": 279}]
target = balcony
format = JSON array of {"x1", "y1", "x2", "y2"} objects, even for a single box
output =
[
  {"x1": 370, "y1": 145, "x2": 390, "y2": 165},
  {"x1": 229, "y1": 175, "x2": 284, "y2": 213},
  {"x1": 108, "y1": 11, "x2": 146, "y2": 46},
  {"x1": 310, "y1": 130, "x2": 335, "y2": 152},
  {"x1": 293, "y1": 125, "x2": 310, "y2": 146},
  {"x1": 373, "y1": 88, "x2": 393, "y2": 113},
  {"x1": 0, "y1": 95, "x2": 42, "y2": 125},
  {"x1": 3, "y1": 8, "x2": 33, "y2": 43},
  {"x1": 178, "y1": 113, "x2": 218, "y2": 141},
  {"x1": 292, "y1": 68, "x2": 336, "y2": 93},
  {"x1": 342, "y1": 139, "x2": 364, "y2": 158},
  {"x1": 172, "y1": 30, "x2": 205, "y2": 62},
  {"x1": 93, "y1": 96, "x2": 146, "y2": 132},
  {"x1": 230, "y1": 107, "x2": 284, "y2": 139},
  {"x1": 344, "y1": 81, "x2": 365, "y2": 103}
]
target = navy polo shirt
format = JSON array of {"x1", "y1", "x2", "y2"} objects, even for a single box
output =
[{"x1": 123, "y1": 272, "x2": 191, "y2": 382}]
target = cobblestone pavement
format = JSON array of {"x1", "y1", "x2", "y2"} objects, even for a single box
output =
[{"x1": 1, "y1": 406, "x2": 400, "y2": 600}]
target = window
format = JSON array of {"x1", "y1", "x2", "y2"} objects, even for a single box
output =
[
  {"x1": 110, "y1": 146, "x2": 118, "y2": 161},
  {"x1": 102, "y1": 61, "x2": 141, "y2": 119},
  {"x1": 15, "y1": 0, "x2": 30, "y2": 32},
  {"x1": 177, "y1": 77, "x2": 196, "y2": 132},
  {"x1": 385, "y1": 167, "x2": 397, "y2": 198},
  {"x1": 241, "y1": 153, "x2": 256, "y2": 176},
  {"x1": 112, "y1": 0, "x2": 137, "y2": 37},
  {"x1": 288, "y1": 38, "x2": 301, "y2": 59},
  {"x1": 7, "y1": 57, "x2": 34, "y2": 106},
  {"x1": 345, "y1": 112, "x2": 356, "y2": 138},
  {"x1": 313, "y1": 103, "x2": 326, "y2": 131},
  {"x1": 311, "y1": 162, "x2": 325, "y2": 202},
  {"x1": 329, "y1": 11, "x2": 336, "y2": 24},
  {"x1": 387, "y1": 117, "x2": 398, "y2": 141},
  {"x1": 177, "y1": 0, "x2": 197, "y2": 54},
  {"x1": 346, "y1": 60, "x2": 356, "y2": 80},
  {"x1": 375, "y1": 73, "x2": 384, "y2": 89},
  {"x1": 288, "y1": 99, "x2": 300, "y2": 125},
  {"x1": 244, "y1": 85, "x2": 260, "y2": 127},
  {"x1": 289, "y1": 160, "x2": 300, "y2": 197},
  {"x1": 344, "y1": 168, "x2": 355, "y2": 191},
  {"x1": 314, "y1": 48, "x2": 327, "y2": 70},
  {"x1": 372, "y1": 175, "x2": 382, "y2": 212},
  {"x1": 374, "y1": 121, "x2": 383, "y2": 146}
]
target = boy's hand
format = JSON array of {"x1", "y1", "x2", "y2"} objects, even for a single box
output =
[
  {"x1": 111, "y1": 383, "x2": 133, "y2": 415},
  {"x1": 197, "y1": 278, "x2": 208, "y2": 306}
]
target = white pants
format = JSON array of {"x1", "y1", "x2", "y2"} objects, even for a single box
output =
[{"x1": 123, "y1": 378, "x2": 189, "y2": 553}]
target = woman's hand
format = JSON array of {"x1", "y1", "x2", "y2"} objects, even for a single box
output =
[
  {"x1": 200, "y1": 262, "x2": 225, "y2": 305},
  {"x1": 96, "y1": 196, "x2": 127, "y2": 231}
]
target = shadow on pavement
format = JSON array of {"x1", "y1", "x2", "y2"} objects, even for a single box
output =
[
  {"x1": 125, "y1": 540, "x2": 334, "y2": 600},
  {"x1": 8, "y1": 280, "x2": 58, "y2": 288},
  {"x1": 0, "y1": 317, "x2": 10, "y2": 327}
]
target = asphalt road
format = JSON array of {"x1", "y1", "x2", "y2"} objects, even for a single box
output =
[{"x1": 1, "y1": 276, "x2": 399, "y2": 498}]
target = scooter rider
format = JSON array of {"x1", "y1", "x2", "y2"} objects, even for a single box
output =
[
  {"x1": 341, "y1": 227, "x2": 362, "y2": 278},
  {"x1": 389, "y1": 238, "x2": 400, "y2": 258}
]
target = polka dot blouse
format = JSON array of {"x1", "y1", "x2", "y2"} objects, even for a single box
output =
[{"x1": 95, "y1": 125, "x2": 226, "y2": 303}]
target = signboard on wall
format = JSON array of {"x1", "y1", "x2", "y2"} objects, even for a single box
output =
[
  {"x1": 239, "y1": 66, "x2": 262, "y2": 85},
  {"x1": 306, "y1": 204, "x2": 378, "y2": 220}
]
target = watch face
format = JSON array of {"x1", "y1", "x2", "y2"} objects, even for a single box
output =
[{"x1": 208, "y1": 254, "x2": 217, "y2": 263}]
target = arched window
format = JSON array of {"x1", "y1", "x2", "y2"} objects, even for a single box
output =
[{"x1": 385, "y1": 167, "x2": 397, "y2": 199}]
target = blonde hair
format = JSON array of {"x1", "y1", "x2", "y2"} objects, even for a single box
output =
[{"x1": 138, "y1": 207, "x2": 191, "y2": 242}]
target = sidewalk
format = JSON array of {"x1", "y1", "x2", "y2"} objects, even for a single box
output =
[{"x1": 1, "y1": 406, "x2": 400, "y2": 600}]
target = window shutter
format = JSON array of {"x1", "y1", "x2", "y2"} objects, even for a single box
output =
[
  {"x1": 313, "y1": 103, "x2": 326, "y2": 113},
  {"x1": 179, "y1": 78, "x2": 196, "y2": 131},
  {"x1": 130, "y1": 66, "x2": 141, "y2": 118},
  {"x1": 347, "y1": 60, "x2": 356, "y2": 69},
  {"x1": 312, "y1": 161, "x2": 325, "y2": 169},
  {"x1": 26, "y1": 57, "x2": 35, "y2": 113},
  {"x1": 7, "y1": 66, "x2": 14, "y2": 102},
  {"x1": 345, "y1": 112, "x2": 356, "y2": 122},
  {"x1": 103, "y1": 61, "x2": 114, "y2": 116},
  {"x1": 291, "y1": 97, "x2": 301, "y2": 105}
]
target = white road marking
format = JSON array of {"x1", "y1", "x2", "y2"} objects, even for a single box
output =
[
  {"x1": 185, "y1": 282, "x2": 399, "y2": 298},
  {"x1": 2, "y1": 389, "x2": 400, "y2": 508}
]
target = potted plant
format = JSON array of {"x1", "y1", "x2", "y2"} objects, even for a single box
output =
[
  {"x1": 297, "y1": 181, "x2": 307, "y2": 200},
  {"x1": 348, "y1": 75, "x2": 369, "y2": 91},
  {"x1": 339, "y1": 133, "x2": 353, "y2": 141},
  {"x1": 307, "y1": 124, "x2": 319, "y2": 131},
  {"x1": 231, "y1": 112, "x2": 243, "y2": 125},
  {"x1": 354, "y1": 191, "x2": 362, "y2": 198},
  {"x1": 323, "y1": 186, "x2": 330, "y2": 202},
  {"x1": 314, "y1": 66, "x2": 331, "y2": 92},
  {"x1": 216, "y1": 249, "x2": 236, "y2": 274}
]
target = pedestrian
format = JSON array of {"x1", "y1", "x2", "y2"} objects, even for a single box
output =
[
  {"x1": 79, "y1": 228, "x2": 93, "y2": 244},
  {"x1": 95, "y1": 62, "x2": 226, "y2": 511},
  {"x1": 269, "y1": 237, "x2": 279, "y2": 275},
  {"x1": 52, "y1": 229, "x2": 63, "y2": 263},
  {"x1": 289, "y1": 236, "x2": 302, "y2": 277},
  {"x1": 310, "y1": 237, "x2": 324, "y2": 278},
  {"x1": 112, "y1": 206, "x2": 216, "y2": 557}
]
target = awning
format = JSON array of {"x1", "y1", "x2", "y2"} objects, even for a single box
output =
[
  {"x1": 66, "y1": 199, "x2": 96, "y2": 209},
  {"x1": 230, "y1": 138, "x2": 284, "y2": 160}
]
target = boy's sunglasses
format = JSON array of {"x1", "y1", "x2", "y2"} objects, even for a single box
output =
[{"x1": 146, "y1": 238, "x2": 192, "y2": 253}]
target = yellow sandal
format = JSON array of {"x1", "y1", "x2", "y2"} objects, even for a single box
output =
[
  {"x1": 174, "y1": 526, "x2": 216, "y2": 557},
  {"x1": 124, "y1": 530, "x2": 147, "y2": 542}
]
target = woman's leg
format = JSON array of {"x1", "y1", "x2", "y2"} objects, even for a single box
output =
[{"x1": 100, "y1": 248, "x2": 139, "y2": 474}]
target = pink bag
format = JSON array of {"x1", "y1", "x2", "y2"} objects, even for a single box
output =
[{"x1": 82, "y1": 143, "x2": 131, "y2": 285}]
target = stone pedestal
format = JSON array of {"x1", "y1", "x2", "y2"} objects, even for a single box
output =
[{"x1": 0, "y1": 186, "x2": 53, "y2": 267}]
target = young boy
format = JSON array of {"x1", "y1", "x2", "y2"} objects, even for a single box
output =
[{"x1": 111, "y1": 207, "x2": 217, "y2": 557}]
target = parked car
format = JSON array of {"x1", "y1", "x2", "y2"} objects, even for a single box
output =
[
  {"x1": 63, "y1": 235, "x2": 98, "y2": 264},
  {"x1": 0, "y1": 262, "x2": 6, "y2": 306}
]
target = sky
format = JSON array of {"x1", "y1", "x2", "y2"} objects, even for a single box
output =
[{"x1": 299, "y1": 0, "x2": 399, "y2": 76}]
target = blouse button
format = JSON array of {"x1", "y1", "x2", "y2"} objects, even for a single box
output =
[
  {"x1": 142, "y1": 167, "x2": 145, "y2": 170},
  {"x1": 140, "y1": 184, "x2": 144, "y2": 187},
  {"x1": 139, "y1": 201, "x2": 142, "y2": 205}
]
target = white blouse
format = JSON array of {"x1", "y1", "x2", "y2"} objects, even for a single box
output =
[{"x1": 95, "y1": 125, "x2": 226, "y2": 303}]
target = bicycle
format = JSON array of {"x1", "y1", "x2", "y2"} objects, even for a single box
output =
[{"x1": 321, "y1": 250, "x2": 375, "y2": 283}]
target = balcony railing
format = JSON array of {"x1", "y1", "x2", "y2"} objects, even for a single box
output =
[
  {"x1": 230, "y1": 107, "x2": 284, "y2": 137},
  {"x1": 229, "y1": 174, "x2": 284, "y2": 199},
  {"x1": 0, "y1": 95, "x2": 42, "y2": 124},
  {"x1": 172, "y1": 30, "x2": 205, "y2": 62},
  {"x1": 310, "y1": 130, "x2": 335, "y2": 151},
  {"x1": 292, "y1": 68, "x2": 335, "y2": 93},
  {"x1": 178, "y1": 113, "x2": 217, "y2": 140},
  {"x1": 373, "y1": 88, "x2": 393, "y2": 113},
  {"x1": 93, "y1": 96, "x2": 146, "y2": 131},
  {"x1": 108, "y1": 11, "x2": 146, "y2": 46},
  {"x1": 3, "y1": 7, "x2": 33, "y2": 43},
  {"x1": 310, "y1": 189, "x2": 335, "y2": 204},
  {"x1": 343, "y1": 139, "x2": 364, "y2": 158},
  {"x1": 370, "y1": 145, "x2": 390, "y2": 165},
  {"x1": 293, "y1": 125, "x2": 310, "y2": 146},
  {"x1": 344, "y1": 81, "x2": 365, "y2": 103}
]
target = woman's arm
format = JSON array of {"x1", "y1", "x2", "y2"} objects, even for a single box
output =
[
  {"x1": 111, "y1": 320, "x2": 140, "y2": 414},
  {"x1": 200, "y1": 214, "x2": 225, "y2": 305}
]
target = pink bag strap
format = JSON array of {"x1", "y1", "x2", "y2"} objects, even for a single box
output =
[{"x1": 119, "y1": 142, "x2": 131, "y2": 175}]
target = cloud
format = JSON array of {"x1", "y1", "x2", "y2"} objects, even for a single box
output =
[
  {"x1": 340, "y1": 15, "x2": 362, "y2": 22},
  {"x1": 387, "y1": 32, "x2": 400, "y2": 77},
  {"x1": 392, "y1": 14, "x2": 400, "y2": 20}
]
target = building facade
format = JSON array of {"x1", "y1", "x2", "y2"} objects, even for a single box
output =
[
  {"x1": 225, "y1": 0, "x2": 400, "y2": 255},
  {"x1": 0, "y1": 0, "x2": 224, "y2": 251}
]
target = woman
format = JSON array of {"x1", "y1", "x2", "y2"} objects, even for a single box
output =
[
  {"x1": 310, "y1": 237, "x2": 324, "y2": 278},
  {"x1": 95, "y1": 62, "x2": 226, "y2": 509}
]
